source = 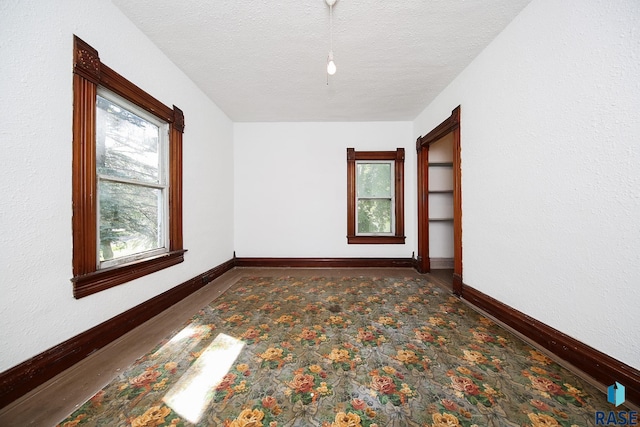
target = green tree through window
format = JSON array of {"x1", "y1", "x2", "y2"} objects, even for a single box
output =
[{"x1": 96, "y1": 93, "x2": 167, "y2": 264}]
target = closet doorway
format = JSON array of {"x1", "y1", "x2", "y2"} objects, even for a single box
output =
[{"x1": 416, "y1": 106, "x2": 462, "y2": 295}]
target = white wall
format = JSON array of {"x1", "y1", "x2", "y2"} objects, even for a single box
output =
[
  {"x1": 0, "y1": 0, "x2": 234, "y2": 372},
  {"x1": 413, "y1": 0, "x2": 640, "y2": 369},
  {"x1": 234, "y1": 122, "x2": 415, "y2": 258}
]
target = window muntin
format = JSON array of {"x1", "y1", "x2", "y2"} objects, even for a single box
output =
[
  {"x1": 96, "y1": 90, "x2": 169, "y2": 268},
  {"x1": 356, "y1": 161, "x2": 394, "y2": 235}
]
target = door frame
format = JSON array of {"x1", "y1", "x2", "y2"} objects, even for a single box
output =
[{"x1": 416, "y1": 106, "x2": 462, "y2": 295}]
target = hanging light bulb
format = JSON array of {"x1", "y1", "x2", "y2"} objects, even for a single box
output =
[
  {"x1": 325, "y1": 0, "x2": 338, "y2": 78},
  {"x1": 327, "y1": 51, "x2": 337, "y2": 75}
]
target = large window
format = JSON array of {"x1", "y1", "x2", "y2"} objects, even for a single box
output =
[
  {"x1": 97, "y1": 90, "x2": 170, "y2": 267},
  {"x1": 72, "y1": 36, "x2": 185, "y2": 298},
  {"x1": 346, "y1": 148, "x2": 405, "y2": 244}
]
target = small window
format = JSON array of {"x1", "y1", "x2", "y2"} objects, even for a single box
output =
[
  {"x1": 71, "y1": 36, "x2": 186, "y2": 298},
  {"x1": 347, "y1": 148, "x2": 405, "y2": 244}
]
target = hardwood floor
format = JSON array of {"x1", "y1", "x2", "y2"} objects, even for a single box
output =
[
  {"x1": 427, "y1": 268, "x2": 454, "y2": 291},
  {"x1": 0, "y1": 267, "x2": 438, "y2": 426}
]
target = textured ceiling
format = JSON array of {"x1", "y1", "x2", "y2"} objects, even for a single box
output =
[{"x1": 112, "y1": 0, "x2": 532, "y2": 122}]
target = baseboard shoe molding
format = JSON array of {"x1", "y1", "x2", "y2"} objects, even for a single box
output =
[
  {"x1": 0, "y1": 258, "x2": 235, "y2": 409},
  {"x1": 429, "y1": 258, "x2": 454, "y2": 269},
  {"x1": 462, "y1": 283, "x2": 640, "y2": 406},
  {"x1": 235, "y1": 257, "x2": 415, "y2": 268}
]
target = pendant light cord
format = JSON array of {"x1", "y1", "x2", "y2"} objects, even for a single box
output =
[{"x1": 330, "y1": 3, "x2": 333, "y2": 54}]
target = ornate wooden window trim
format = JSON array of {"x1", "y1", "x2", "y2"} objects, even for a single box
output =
[
  {"x1": 71, "y1": 35, "x2": 186, "y2": 299},
  {"x1": 346, "y1": 148, "x2": 405, "y2": 244}
]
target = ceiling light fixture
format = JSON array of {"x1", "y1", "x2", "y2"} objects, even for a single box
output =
[{"x1": 326, "y1": 0, "x2": 338, "y2": 80}]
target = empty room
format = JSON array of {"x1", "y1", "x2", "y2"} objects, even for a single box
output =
[{"x1": 1, "y1": 0, "x2": 638, "y2": 426}]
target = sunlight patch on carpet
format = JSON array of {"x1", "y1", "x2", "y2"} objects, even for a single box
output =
[
  {"x1": 151, "y1": 325, "x2": 205, "y2": 359},
  {"x1": 162, "y1": 333, "x2": 244, "y2": 423}
]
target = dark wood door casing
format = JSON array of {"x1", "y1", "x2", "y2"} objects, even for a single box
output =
[{"x1": 416, "y1": 106, "x2": 462, "y2": 295}]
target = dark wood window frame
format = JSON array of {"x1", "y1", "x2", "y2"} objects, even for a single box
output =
[
  {"x1": 346, "y1": 148, "x2": 405, "y2": 244},
  {"x1": 71, "y1": 35, "x2": 186, "y2": 299}
]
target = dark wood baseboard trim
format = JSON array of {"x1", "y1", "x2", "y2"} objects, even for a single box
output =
[
  {"x1": 452, "y1": 273, "x2": 463, "y2": 297},
  {"x1": 0, "y1": 258, "x2": 235, "y2": 409},
  {"x1": 462, "y1": 283, "x2": 640, "y2": 406},
  {"x1": 234, "y1": 257, "x2": 415, "y2": 268}
]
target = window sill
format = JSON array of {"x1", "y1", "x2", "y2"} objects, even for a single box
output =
[
  {"x1": 347, "y1": 235, "x2": 406, "y2": 244},
  {"x1": 72, "y1": 249, "x2": 187, "y2": 299}
]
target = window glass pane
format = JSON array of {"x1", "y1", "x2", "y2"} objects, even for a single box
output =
[
  {"x1": 357, "y1": 199, "x2": 392, "y2": 233},
  {"x1": 96, "y1": 95, "x2": 160, "y2": 183},
  {"x1": 357, "y1": 163, "x2": 391, "y2": 197},
  {"x1": 99, "y1": 181, "x2": 163, "y2": 262}
]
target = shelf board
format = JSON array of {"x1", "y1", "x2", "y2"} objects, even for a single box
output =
[
  {"x1": 428, "y1": 190, "x2": 454, "y2": 194},
  {"x1": 429, "y1": 218, "x2": 454, "y2": 222},
  {"x1": 429, "y1": 162, "x2": 453, "y2": 167}
]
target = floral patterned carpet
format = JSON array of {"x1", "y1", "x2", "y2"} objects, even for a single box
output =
[{"x1": 59, "y1": 275, "x2": 612, "y2": 427}]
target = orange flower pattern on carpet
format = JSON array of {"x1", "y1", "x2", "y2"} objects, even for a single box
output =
[{"x1": 58, "y1": 276, "x2": 611, "y2": 427}]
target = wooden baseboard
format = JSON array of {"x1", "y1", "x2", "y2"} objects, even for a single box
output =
[
  {"x1": 0, "y1": 258, "x2": 235, "y2": 409},
  {"x1": 462, "y1": 283, "x2": 640, "y2": 406},
  {"x1": 234, "y1": 257, "x2": 415, "y2": 268}
]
